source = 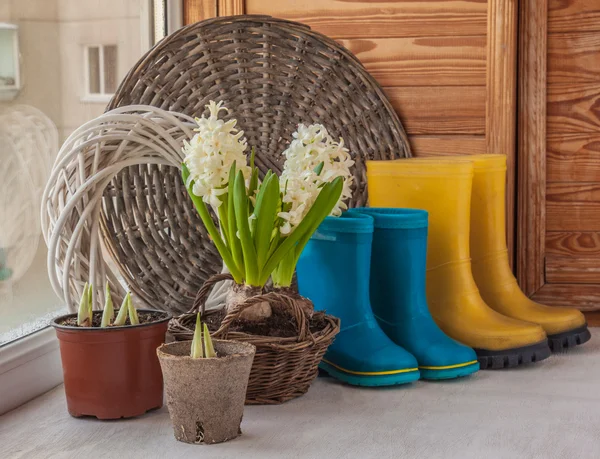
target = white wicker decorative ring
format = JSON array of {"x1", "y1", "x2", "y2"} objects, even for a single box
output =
[{"x1": 41, "y1": 105, "x2": 196, "y2": 312}]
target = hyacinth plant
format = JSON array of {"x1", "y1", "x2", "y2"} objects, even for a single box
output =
[
  {"x1": 76, "y1": 281, "x2": 140, "y2": 327},
  {"x1": 271, "y1": 124, "x2": 354, "y2": 287},
  {"x1": 182, "y1": 101, "x2": 353, "y2": 317}
]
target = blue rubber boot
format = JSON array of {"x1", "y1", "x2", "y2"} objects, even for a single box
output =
[
  {"x1": 348, "y1": 208, "x2": 479, "y2": 380},
  {"x1": 296, "y1": 213, "x2": 420, "y2": 387}
]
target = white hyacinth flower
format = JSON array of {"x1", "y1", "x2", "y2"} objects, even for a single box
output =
[
  {"x1": 278, "y1": 124, "x2": 354, "y2": 234},
  {"x1": 183, "y1": 101, "x2": 251, "y2": 208}
]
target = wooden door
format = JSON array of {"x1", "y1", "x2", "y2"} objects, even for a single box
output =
[
  {"x1": 518, "y1": 0, "x2": 600, "y2": 312},
  {"x1": 183, "y1": 0, "x2": 520, "y2": 259}
]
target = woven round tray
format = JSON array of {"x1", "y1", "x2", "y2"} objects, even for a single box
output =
[
  {"x1": 104, "y1": 14, "x2": 411, "y2": 314},
  {"x1": 170, "y1": 274, "x2": 340, "y2": 405}
]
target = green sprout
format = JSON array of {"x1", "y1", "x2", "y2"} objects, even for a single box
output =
[
  {"x1": 101, "y1": 282, "x2": 114, "y2": 328},
  {"x1": 75, "y1": 284, "x2": 140, "y2": 328},
  {"x1": 128, "y1": 292, "x2": 140, "y2": 325},
  {"x1": 203, "y1": 323, "x2": 216, "y2": 358},
  {"x1": 77, "y1": 282, "x2": 91, "y2": 327},
  {"x1": 113, "y1": 292, "x2": 130, "y2": 326},
  {"x1": 87, "y1": 283, "x2": 93, "y2": 320},
  {"x1": 190, "y1": 313, "x2": 217, "y2": 359}
]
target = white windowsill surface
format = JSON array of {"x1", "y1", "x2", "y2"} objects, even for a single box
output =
[{"x1": 1, "y1": 329, "x2": 599, "y2": 458}]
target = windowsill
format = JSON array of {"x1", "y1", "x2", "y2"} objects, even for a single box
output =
[
  {"x1": 1, "y1": 329, "x2": 599, "y2": 457},
  {"x1": 81, "y1": 94, "x2": 113, "y2": 103}
]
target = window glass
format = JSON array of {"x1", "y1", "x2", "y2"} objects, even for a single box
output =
[
  {"x1": 87, "y1": 46, "x2": 101, "y2": 94},
  {"x1": 0, "y1": 0, "x2": 150, "y2": 346},
  {"x1": 103, "y1": 45, "x2": 118, "y2": 94}
]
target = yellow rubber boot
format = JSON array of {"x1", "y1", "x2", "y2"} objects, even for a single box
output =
[
  {"x1": 455, "y1": 154, "x2": 590, "y2": 351},
  {"x1": 367, "y1": 159, "x2": 550, "y2": 369}
]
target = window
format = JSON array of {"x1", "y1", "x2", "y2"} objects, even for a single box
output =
[
  {"x1": 0, "y1": 1, "x2": 158, "y2": 414},
  {"x1": 83, "y1": 44, "x2": 118, "y2": 102}
]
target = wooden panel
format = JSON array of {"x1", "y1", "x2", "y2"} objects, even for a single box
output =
[
  {"x1": 547, "y1": 133, "x2": 600, "y2": 182},
  {"x1": 218, "y1": 0, "x2": 243, "y2": 15},
  {"x1": 410, "y1": 135, "x2": 486, "y2": 157},
  {"x1": 546, "y1": 256, "x2": 600, "y2": 283},
  {"x1": 549, "y1": 0, "x2": 600, "y2": 33},
  {"x1": 385, "y1": 86, "x2": 485, "y2": 135},
  {"x1": 338, "y1": 36, "x2": 486, "y2": 86},
  {"x1": 584, "y1": 310, "x2": 600, "y2": 326},
  {"x1": 517, "y1": 0, "x2": 547, "y2": 294},
  {"x1": 547, "y1": 83, "x2": 600, "y2": 134},
  {"x1": 245, "y1": 0, "x2": 488, "y2": 39},
  {"x1": 548, "y1": 31, "x2": 600, "y2": 85},
  {"x1": 184, "y1": 0, "x2": 216, "y2": 24},
  {"x1": 532, "y1": 283, "x2": 600, "y2": 311},
  {"x1": 487, "y1": 0, "x2": 518, "y2": 266},
  {"x1": 547, "y1": 232, "x2": 600, "y2": 257},
  {"x1": 544, "y1": 1, "x2": 600, "y2": 310},
  {"x1": 547, "y1": 183, "x2": 600, "y2": 231}
]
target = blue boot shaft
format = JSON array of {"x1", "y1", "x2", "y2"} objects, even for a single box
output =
[
  {"x1": 349, "y1": 208, "x2": 479, "y2": 380},
  {"x1": 296, "y1": 213, "x2": 420, "y2": 386}
]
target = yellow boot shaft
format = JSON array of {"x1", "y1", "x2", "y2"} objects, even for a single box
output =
[{"x1": 452, "y1": 154, "x2": 586, "y2": 336}]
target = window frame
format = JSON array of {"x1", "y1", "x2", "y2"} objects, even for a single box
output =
[{"x1": 0, "y1": 327, "x2": 63, "y2": 415}]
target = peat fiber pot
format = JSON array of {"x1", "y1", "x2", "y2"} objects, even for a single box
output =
[
  {"x1": 157, "y1": 340, "x2": 255, "y2": 445},
  {"x1": 169, "y1": 274, "x2": 341, "y2": 405},
  {"x1": 52, "y1": 309, "x2": 171, "y2": 419}
]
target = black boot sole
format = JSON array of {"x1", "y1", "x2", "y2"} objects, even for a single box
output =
[
  {"x1": 547, "y1": 324, "x2": 591, "y2": 352},
  {"x1": 474, "y1": 340, "x2": 551, "y2": 370}
]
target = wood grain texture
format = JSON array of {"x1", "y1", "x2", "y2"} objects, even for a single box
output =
[
  {"x1": 549, "y1": 0, "x2": 600, "y2": 33},
  {"x1": 547, "y1": 133, "x2": 600, "y2": 182},
  {"x1": 547, "y1": 83, "x2": 600, "y2": 134},
  {"x1": 548, "y1": 31, "x2": 600, "y2": 85},
  {"x1": 546, "y1": 255, "x2": 600, "y2": 284},
  {"x1": 245, "y1": 0, "x2": 488, "y2": 39},
  {"x1": 543, "y1": 1, "x2": 600, "y2": 311},
  {"x1": 584, "y1": 310, "x2": 600, "y2": 326},
  {"x1": 385, "y1": 86, "x2": 485, "y2": 135},
  {"x1": 409, "y1": 135, "x2": 486, "y2": 157},
  {"x1": 338, "y1": 36, "x2": 486, "y2": 87},
  {"x1": 547, "y1": 231, "x2": 600, "y2": 257},
  {"x1": 516, "y1": 0, "x2": 547, "y2": 295},
  {"x1": 487, "y1": 0, "x2": 518, "y2": 266},
  {"x1": 532, "y1": 283, "x2": 600, "y2": 311},
  {"x1": 547, "y1": 183, "x2": 600, "y2": 231},
  {"x1": 183, "y1": 0, "x2": 217, "y2": 24},
  {"x1": 219, "y1": 0, "x2": 244, "y2": 16}
]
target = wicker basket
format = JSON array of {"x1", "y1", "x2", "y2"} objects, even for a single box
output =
[
  {"x1": 170, "y1": 274, "x2": 341, "y2": 405},
  {"x1": 103, "y1": 15, "x2": 411, "y2": 315}
]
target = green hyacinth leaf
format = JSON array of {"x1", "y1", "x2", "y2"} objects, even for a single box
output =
[
  {"x1": 234, "y1": 170, "x2": 259, "y2": 285},
  {"x1": 182, "y1": 164, "x2": 243, "y2": 283}
]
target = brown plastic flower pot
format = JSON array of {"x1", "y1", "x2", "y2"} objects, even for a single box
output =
[
  {"x1": 158, "y1": 339, "x2": 255, "y2": 444},
  {"x1": 52, "y1": 309, "x2": 171, "y2": 420}
]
